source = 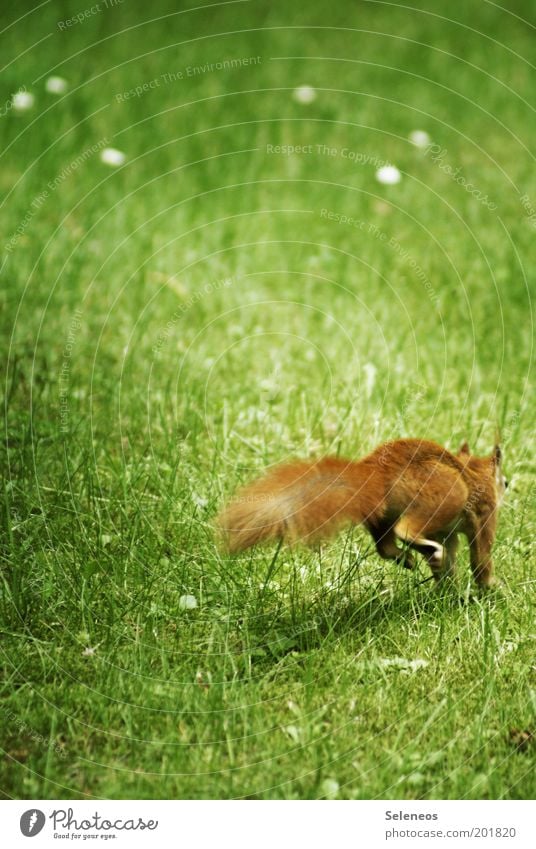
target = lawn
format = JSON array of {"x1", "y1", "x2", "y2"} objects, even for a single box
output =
[{"x1": 1, "y1": 0, "x2": 534, "y2": 800}]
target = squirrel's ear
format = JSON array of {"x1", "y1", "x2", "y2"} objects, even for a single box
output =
[
  {"x1": 458, "y1": 441, "x2": 470, "y2": 455},
  {"x1": 492, "y1": 444, "x2": 502, "y2": 466}
]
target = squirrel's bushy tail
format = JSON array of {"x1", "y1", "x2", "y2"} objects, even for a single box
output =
[{"x1": 217, "y1": 457, "x2": 378, "y2": 553}]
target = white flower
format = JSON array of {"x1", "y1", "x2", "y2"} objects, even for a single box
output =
[
  {"x1": 179, "y1": 594, "x2": 198, "y2": 610},
  {"x1": 283, "y1": 724, "x2": 302, "y2": 743},
  {"x1": 192, "y1": 493, "x2": 208, "y2": 508},
  {"x1": 293, "y1": 85, "x2": 316, "y2": 104},
  {"x1": 409, "y1": 129, "x2": 431, "y2": 148},
  {"x1": 229, "y1": 324, "x2": 244, "y2": 338},
  {"x1": 100, "y1": 147, "x2": 126, "y2": 167},
  {"x1": 259, "y1": 377, "x2": 279, "y2": 400},
  {"x1": 363, "y1": 362, "x2": 377, "y2": 396},
  {"x1": 376, "y1": 165, "x2": 401, "y2": 185},
  {"x1": 82, "y1": 647, "x2": 96, "y2": 656},
  {"x1": 320, "y1": 778, "x2": 340, "y2": 799},
  {"x1": 11, "y1": 90, "x2": 34, "y2": 112},
  {"x1": 45, "y1": 76, "x2": 68, "y2": 95}
]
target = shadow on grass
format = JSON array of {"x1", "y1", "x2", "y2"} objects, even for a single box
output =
[{"x1": 234, "y1": 565, "x2": 482, "y2": 667}]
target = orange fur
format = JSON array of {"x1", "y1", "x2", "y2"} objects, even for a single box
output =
[{"x1": 217, "y1": 438, "x2": 507, "y2": 587}]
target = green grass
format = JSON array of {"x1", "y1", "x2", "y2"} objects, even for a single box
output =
[{"x1": 1, "y1": 0, "x2": 535, "y2": 800}]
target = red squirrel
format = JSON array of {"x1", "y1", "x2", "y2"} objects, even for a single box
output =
[{"x1": 217, "y1": 439, "x2": 507, "y2": 587}]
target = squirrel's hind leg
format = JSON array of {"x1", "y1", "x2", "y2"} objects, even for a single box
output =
[{"x1": 393, "y1": 518, "x2": 449, "y2": 582}]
